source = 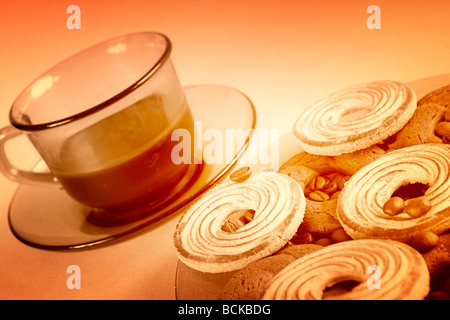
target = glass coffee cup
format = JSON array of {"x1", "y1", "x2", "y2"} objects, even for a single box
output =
[{"x1": 0, "y1": 32, "x2": 198, "y2": 221}]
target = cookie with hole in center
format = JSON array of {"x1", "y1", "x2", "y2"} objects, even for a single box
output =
[
  {"x1": 293, "y1": 80, "x2": 417, "y2": 156},
  {"x1": 173, "y1": 171, "x2": 306, "y2": 274},
  {"x1": 261, "y1": 239, "x2": 430, "y2": 300},
  {"x1": 337, "y1": 143, "x2": 450, "y2": 243}
]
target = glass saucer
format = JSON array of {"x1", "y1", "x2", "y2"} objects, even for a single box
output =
[{"x1": 7, "y1": 85, "x2": 257, "y2": 250}]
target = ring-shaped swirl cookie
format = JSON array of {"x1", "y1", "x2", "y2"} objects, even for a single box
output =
[
  {"x1": 337, "y1": 143, "x2": 450, "y2": 242},
  {"x1": 262, "y1": 239, "x2": 429, "y2": 300},
  {"x1": 174, "y1": 172, "x2": 305, "y2": 273},
  {"x1": 293, "y1": 80, "x2": 417, "y2": 155}
]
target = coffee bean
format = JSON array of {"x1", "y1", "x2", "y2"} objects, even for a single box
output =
[
  {"x1": 308, "y1": 190, "x2": 330, "y2": 202},
  {"x1": 230, "y1": 166, "x2": 252, "y2": 183}
]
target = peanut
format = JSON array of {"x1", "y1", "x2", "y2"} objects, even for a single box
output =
[
  {"x1": 330, "y1": 228, "x2": 352, "y2": 243},
  {"x1": 405, "y1": 197, "x2": 432, "y2": 218},
  {"x1": 435, "y1": 121, "x2": 450, "y2": 139},
  {"x1": 291, "y1": 232, "x2": 313, "y2": 244},
  {"x1": 410, "y1": 231, "x2": 439, "y2": 252},
  {"x1": 383, "y1": 197, "x2": 405, "y2": 216},
  {"x1": 314, "y1": 238, "x2": 333, "y2": 246}
]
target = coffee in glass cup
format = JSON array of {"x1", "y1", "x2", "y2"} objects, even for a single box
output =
[{"x1": 0, "y1": 32, "x2": 199, "y2": 221}]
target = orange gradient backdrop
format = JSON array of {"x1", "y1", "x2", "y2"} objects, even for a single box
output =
[
  {"x1": 2, "y1": 0, "x2": 450, "y2": 135},
  {"x1": 1, "y1": 0, "x2": 450, "y2": 299}
]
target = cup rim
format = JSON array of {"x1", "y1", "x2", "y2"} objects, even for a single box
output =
[{"x1": 9, "y1": 31, "x2": 172, "y2": 131}]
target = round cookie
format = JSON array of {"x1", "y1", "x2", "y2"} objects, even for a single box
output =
[
  {"x1": 278, "y1": 145, "x2": 385, "y2": 236},
  {"x1": 293, "y1": 80, "x2": 417, "y2": 156},
  {"x1": 173, "y1": 171, "x2": 306, "y2": 274},
  {"x1": 219, "y1": 244, "x2": 322, "y2": 300},
  {"x1": 262, "y1": 239, "x2": 430, "y2": 300},
  {"x1": 389, "y1": 84, "x2": 450, "y2": 149},
  {"x1": 422, "y1": 233, "x2": 450, "y2": 300},
  {"x1": 337, "y1": 143, "x2": 450, "y2": 243}
]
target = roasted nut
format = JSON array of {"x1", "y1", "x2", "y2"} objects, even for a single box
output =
[
  {"x1": 239, "y1": 209, "x2": 256, "y2": 224},
  {"x1": 322, "y1": 181, "x2": 338, "y2": 195},
  {"x1": 410, "y1": 231, "x2": 439, "y2": 252},
  {"x1": 222, "y1": 208, "x2": 255, "y2": 232},
  {"x1": 330, "y1": 229, "x2": 352, "y2": 243},
  {"x1": 304, "y1": 172, "x2": 352, "y2": 201},
  {"x1": 405, "y1": 197, "x2": 432, "y2": 218},
  {"x1": 291, "y1": 232, "x2": 313, "y2": 244},
  {"x1": 383, "y1": 197, "x2": 405, "y2": 216},
  {"x1": 314, "y1": 238, "x2": 333, "y2": 246},
  {"x1": 308, "y1": 190, "x2": 330, "y2": 202},
  {"x1": 328, "y1": 172, "x2": 342, "y2": 186},
  {"x1": 230, "y1": 166, "x2": 252, "y2": 183},
  {"x1": 435, "y1": 121, "x2": 450, "y2": 139}
]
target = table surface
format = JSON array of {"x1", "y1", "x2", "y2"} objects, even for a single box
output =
[{"x1": 1, "y1": 0, "x2": 450, "y2": 299}]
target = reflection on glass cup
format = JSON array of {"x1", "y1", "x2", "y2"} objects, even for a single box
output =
[{"x1": 0, "y1": 32, "x2": 197, "y2": 220}]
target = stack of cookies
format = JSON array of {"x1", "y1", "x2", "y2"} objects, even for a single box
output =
[{"x1": 174, "y1": 81, "x2": 450, "y2": 300}]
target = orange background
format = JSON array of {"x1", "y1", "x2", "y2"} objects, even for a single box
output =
[
  {"x1": 2, "y1": 1, "x2": 450, "y2": 134},
  {"x1": 1, "y1": 0, "x2": 450, "y2": 299}
]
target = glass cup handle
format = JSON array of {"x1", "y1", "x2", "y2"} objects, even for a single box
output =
[{"x1": 0, "y1": 125, "x2": 58, "y2": 186}]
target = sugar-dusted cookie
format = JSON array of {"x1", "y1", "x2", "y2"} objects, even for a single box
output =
[
  {"x1": 293, "y1": 80, "x2": 417, "y2": 156},
  {"x1": 174, "y1": 171, "x2": 305, "y2": 273},
  {"x1": 337, "y1": 144, "x2": 450, "y2": 243},
  {"x1": 262, "y1": 239, "x2": 430, "y2": 300}
]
